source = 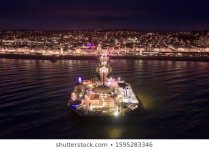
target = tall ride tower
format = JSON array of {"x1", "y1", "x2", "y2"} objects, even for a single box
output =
[{"x1": 96, "y1": 54, "x2": 112, "y2": 82}]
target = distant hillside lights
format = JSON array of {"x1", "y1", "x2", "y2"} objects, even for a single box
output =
[
  {"x1": 76, "y1": 49, "x2": 81, "y2": 54},
  {"x1": 1, "y1": 46, "x2": 209, "y2": 56}
]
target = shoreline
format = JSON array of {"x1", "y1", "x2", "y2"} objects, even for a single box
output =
[{"x1": 0, "y1": 53, "x2": 209, "y2": 62}]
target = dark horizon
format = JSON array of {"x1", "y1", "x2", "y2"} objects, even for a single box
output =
[
  {"x1": 0, "y1": 0, "x2": 209, "y2": 31},
  {"x1": 1, "y1": 29, "x2": 209, "y2": 33}
]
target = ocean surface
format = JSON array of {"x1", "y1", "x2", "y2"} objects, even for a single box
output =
[{"x1": 0, "y1": 58, "x2": 209, "y2": 139}]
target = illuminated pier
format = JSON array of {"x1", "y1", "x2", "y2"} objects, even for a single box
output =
[{"x1": 68, "y1": 54, "x2": 139, "y2": 116}]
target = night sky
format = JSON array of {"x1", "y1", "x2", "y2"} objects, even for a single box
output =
[{"x1": 0, "y1": 0, "x2": 209, "y2": 31}]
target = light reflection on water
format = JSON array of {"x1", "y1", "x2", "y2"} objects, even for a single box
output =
[
  {"x1": 107, "y1": 127, "x2": 123, "y2": 139},
  {"x1": 0, "y1": 58, "x2": 209, "y2": 139}
]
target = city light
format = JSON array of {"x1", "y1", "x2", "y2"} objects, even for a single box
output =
[
  {"x1": 0, "y1": 31, "x2": 209, "y2": 58},
  {"x1": 114, "y1": 111, "x2": 119, "y2": 117},
  {"x1": 78, "y1": 77, "x2": 82, "y2": 83}
]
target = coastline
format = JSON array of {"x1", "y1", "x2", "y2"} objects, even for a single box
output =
[{"x1": 0, "y1": 53, "x2": 209, "y2": 62}]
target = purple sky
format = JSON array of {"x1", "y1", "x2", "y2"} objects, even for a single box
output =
[{"x1": 0, "y1": 0, "x2": 209, "y2": 31}]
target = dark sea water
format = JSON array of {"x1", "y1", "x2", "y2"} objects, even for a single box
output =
[{"x1": 0, "y1": 58, "x2": 209, "y2": 139}]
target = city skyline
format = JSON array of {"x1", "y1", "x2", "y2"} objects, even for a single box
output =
[{"x1": 0, "y1": 0, "x2": 209, "y2": 31}]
